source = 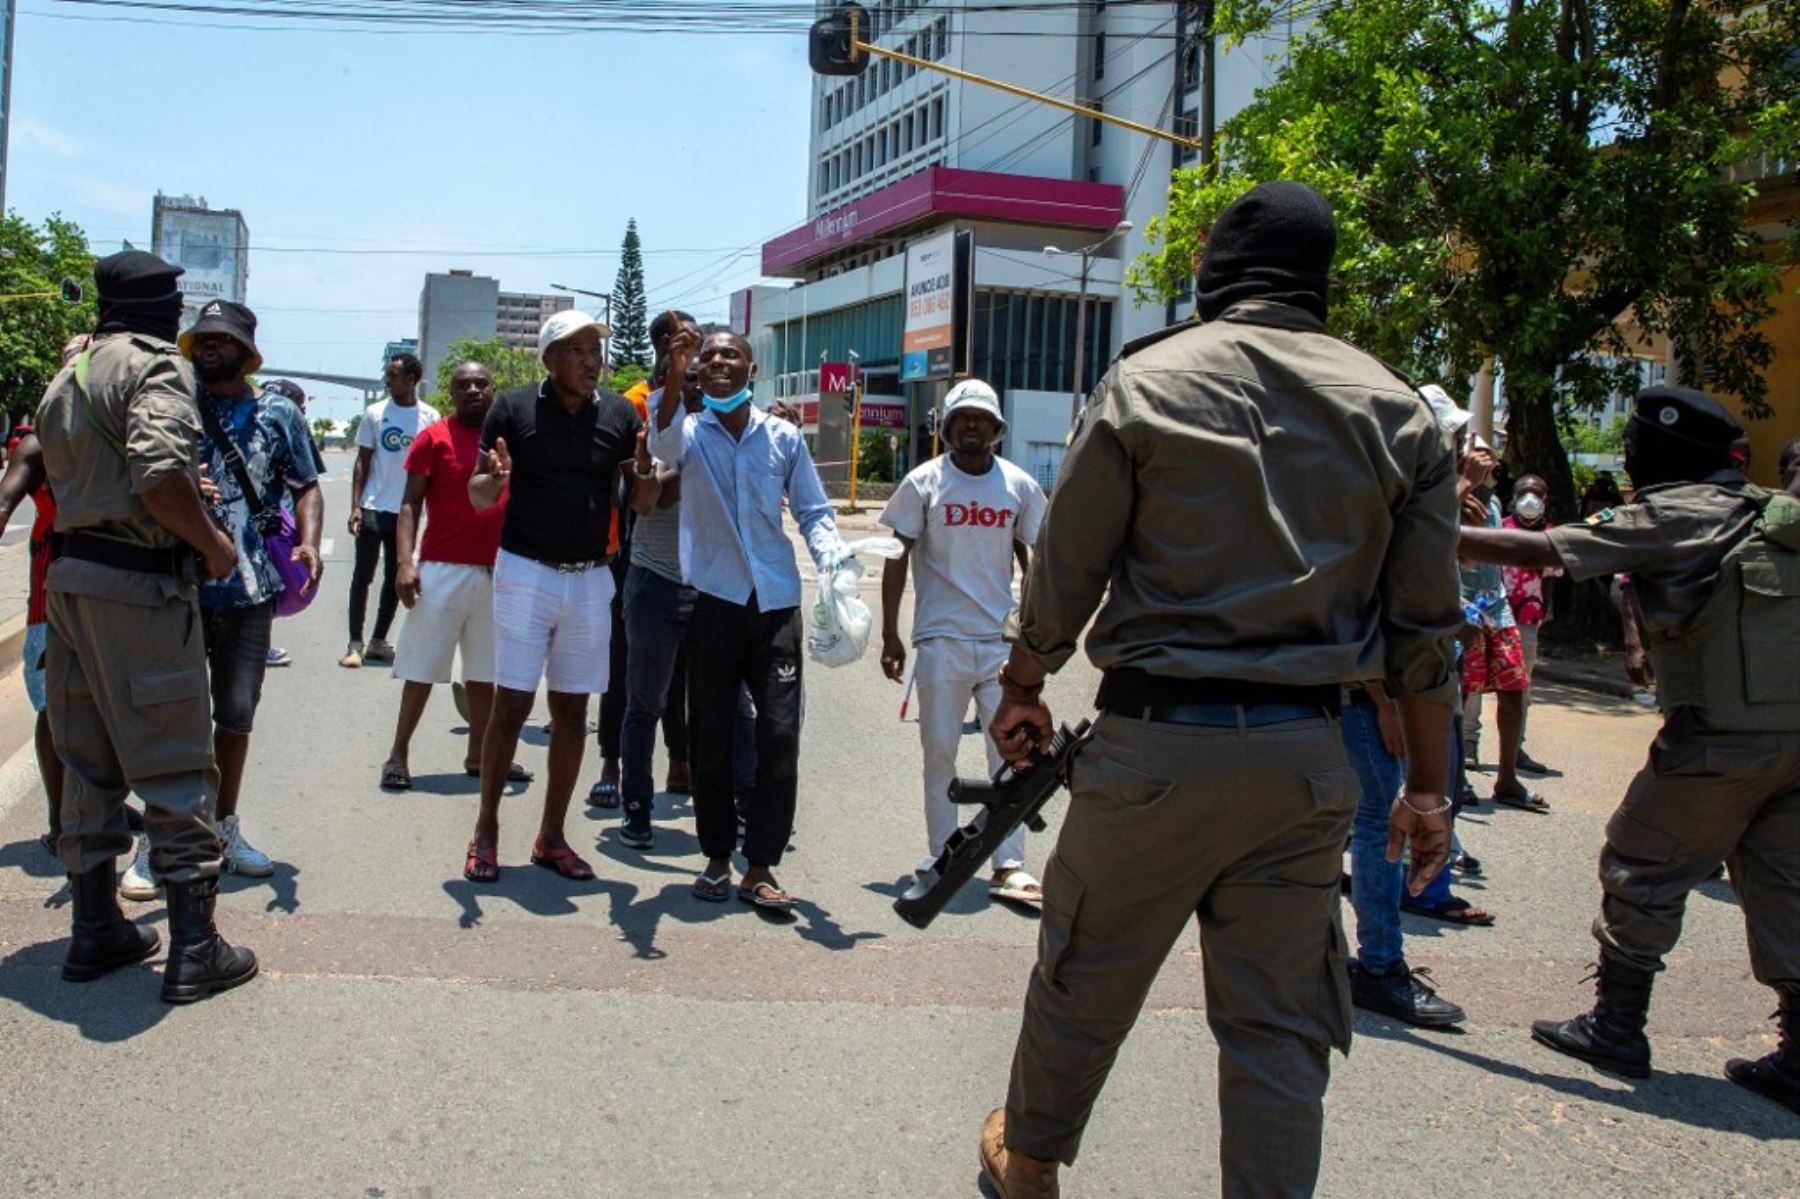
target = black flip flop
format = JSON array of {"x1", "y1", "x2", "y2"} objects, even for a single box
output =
[
  {"x1": 1492, "y1": 784, "x2": 1550, "y2": 814},
  {"x1": 1401, "y1": 896, "x2": 1496, "y2": 926},
  {"x1": 380, "y1": 763, "x2": 412, "y2": 791},
  {"x1": 588, "y1": 779, "x2": 621, "y2": 809}
]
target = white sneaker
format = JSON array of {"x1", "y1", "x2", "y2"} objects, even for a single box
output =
[
  {"x1": 339, "y1": 641, "x2": 363, "y2": 668},
  {"x1": 218, "y1": 814, "x2": 274, "y2": 877},
  {"x1": 119, "y1": 835, "x2": 158, "y2": 901}
]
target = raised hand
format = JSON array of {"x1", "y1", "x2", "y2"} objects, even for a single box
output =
[{"x1": 489, "y1": 436, "x2": 513, "y2": 484}]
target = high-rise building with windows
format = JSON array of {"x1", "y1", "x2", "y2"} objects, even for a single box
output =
[
  {"x1": 416, "y1": 271, "x2": 572, "y2": 390},
  {"x1": 748, "y1": 1, "x2": 1297, "y2": 482}
]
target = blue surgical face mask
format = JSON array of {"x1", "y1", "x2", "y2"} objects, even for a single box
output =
[{"x1": 702, "y1": 386, "x2": 751, "y2": 415}]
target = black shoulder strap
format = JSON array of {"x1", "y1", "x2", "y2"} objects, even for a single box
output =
[{"x1": 195, "y1": 396, "x2": 266, "y2": 519}]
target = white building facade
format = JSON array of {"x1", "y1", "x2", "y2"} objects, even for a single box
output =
[{"x1": 748, "y1": 0, "x2": 1296, "y2": 481}]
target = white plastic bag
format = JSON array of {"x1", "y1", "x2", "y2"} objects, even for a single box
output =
[{"x1": 807, "y1": 535, "x2": 903, "y2": 668}]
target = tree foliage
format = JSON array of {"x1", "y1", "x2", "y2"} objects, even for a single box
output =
[
  {"x1": 1133, "y1": 0, "x2": 1798, "y2": 518},
  {"x1": 429, "y1": 336, "x2": 542, "y2": 412},
  {"x1": 610, "y1": 218, "x2": 651, "y2": 371},
  {"x1": 0, "y1": 214, "x2": 98, "y2": 420},
  {"x1": 609, "y1": 362, "x2": 650, "y2": 394}
]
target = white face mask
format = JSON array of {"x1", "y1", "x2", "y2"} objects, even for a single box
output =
[{"x1": 1513, "y1": 493, "x2": 1546, "y2": 522}]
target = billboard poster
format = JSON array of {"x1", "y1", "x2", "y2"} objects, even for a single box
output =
[
  {"x1": 900, "y1": 229, "x2": 956, "y2": 381},
  {"x1": 151, "y1": 203, "x2": 247, "y2": 318}
]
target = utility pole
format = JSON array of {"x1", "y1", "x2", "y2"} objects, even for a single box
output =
[
  {"x1": 845, "y1": 350, "x2": 865, "y2": 511},
  {"x1": 1198, "y1": 0, "x2": 1216, "y2": 179},
  {"x1": 1046, "y1": 221, "x2": 1133, "y2": 424},
  {"x1": 549, "y1": 282, "x2": 615, "y2": 385}
]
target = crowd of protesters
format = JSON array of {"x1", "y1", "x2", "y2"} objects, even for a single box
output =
[{"x1": 9, "y1": 242, "x2": 1798, "y2": 1050}]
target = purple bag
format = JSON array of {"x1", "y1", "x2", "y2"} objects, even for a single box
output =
[
  {"x1": 265, "y1": 506, "x2": 316, "y2": 618},
  {"x1": 197, "y1": 398, "x2": 317, "y2": 618}
]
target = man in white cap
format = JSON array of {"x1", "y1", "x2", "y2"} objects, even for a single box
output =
[
  {"x1": 461, "y1": 310, "x2": 655, "y2": 884},
  {"x1": 879, "y1": 378, "x2": 1047, "y2": 904}
]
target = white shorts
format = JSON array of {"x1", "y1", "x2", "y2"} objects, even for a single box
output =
[
  {"x1": 492, "y1": 548, "x2": 615, "y2": 695},
  {"x1": 393, "y1": 561, "x2": 497, "y2": 685}
]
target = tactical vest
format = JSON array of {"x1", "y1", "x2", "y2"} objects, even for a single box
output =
[{"x1": 1652, "y1": 485, "x2": 1800, "y2": 731}]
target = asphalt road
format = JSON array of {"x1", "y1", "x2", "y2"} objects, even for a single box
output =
[{"x1": 0, "y1": 463, "x2": 1794, "y2": 1196}]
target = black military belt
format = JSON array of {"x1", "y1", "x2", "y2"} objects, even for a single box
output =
[
  {"x1": 51, "y1": 532, "x2": 187, "y2": 577},
  {"x1": 1107, "y1": 701, "x2": 1336, "y2": 728},
  {"x1": 1096, "y1": 668, "x2": 1341, "y2": 714}
]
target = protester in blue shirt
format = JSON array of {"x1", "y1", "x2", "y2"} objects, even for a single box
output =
[
  {"x1": 117, "y1": 302, "x2": 321, "y2": 900},
  {"x1": 648, "y1": 329, "x2": 841, "y2": 910}
]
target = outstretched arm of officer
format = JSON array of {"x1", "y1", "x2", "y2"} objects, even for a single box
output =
[{"x1": 1459, "y1": 524, "x2": 1565, "y2": 569}]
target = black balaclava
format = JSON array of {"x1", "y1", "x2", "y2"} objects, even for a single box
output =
[
  {"x1": 1195, "y1": 180, "x2": 1337, "y2": 323},
  {"x1": 92, "y1": 249, "x2": 185, "y2": 342},
  {"x1": 1623, "y1": 385, "x2": 1743, "y2": 489}
]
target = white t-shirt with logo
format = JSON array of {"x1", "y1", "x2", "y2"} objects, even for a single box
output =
[
  {"x1": 356, "y1": 398, "x2": 439, "y2": 513},
  {"x1": 879, "y1": 454, "x2": 1047, "y2": 644}
]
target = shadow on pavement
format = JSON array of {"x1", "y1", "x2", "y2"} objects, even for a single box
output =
[
  {"x1": 1358, "y1": 1020, "x2": 1799, "y2": 1139},
  {"x1": 0, "y1": 836, "x2": 65, "y2": 882},
  {"x1": 0, "y1": 923, "x2": 171, "y2": 1042},
  {"x1": 220, "y1": 861, "x2": 301, "y2": 915},
  {"x1": 441, "y1": 867, "x2": 600, "y2": 929},
  {"x1": 865, "y1": 875, "x2": 1037, "y2": 924},
  {"x1": 404, "y1": 771, "x2": 484, "y2": 797}
]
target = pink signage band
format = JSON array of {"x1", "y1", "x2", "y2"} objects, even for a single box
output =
[{"x1": 763, "y1": 168, "x2": 1125, "y2": 277}]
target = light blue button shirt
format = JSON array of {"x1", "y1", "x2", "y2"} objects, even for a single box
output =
[{"x1": 649, "y1": 399, "x2": 841, "y2": 610}]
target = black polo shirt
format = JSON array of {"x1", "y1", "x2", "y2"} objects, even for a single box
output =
[{"x1": 480, "y1": 381, "x2": 641, "y2": 564}]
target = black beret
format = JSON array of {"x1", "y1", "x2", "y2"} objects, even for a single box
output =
[
  {"x1": 94, "y1": 250, "x2": 183, "y2": 304},
  {"x1": 1628, "y1": 386, "x2": 1743, "y2": 451}
]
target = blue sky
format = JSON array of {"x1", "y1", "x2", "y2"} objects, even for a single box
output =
[{"x1": 6, "y1": 7, "x2": 814, "y2": 418}]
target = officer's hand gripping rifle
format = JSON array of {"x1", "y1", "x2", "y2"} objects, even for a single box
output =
[{"x1": 893, "y1": 719, "x2": 1093, "y2": 929}]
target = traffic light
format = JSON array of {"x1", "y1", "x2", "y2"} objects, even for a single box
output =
[
  {"x1": 809, "y1": 3, "x2": 869, "y2": 76},
  {"x1": 59, "y1": 278, "x2": 83, "y2": 304}
]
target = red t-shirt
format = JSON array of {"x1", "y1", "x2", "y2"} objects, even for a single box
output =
[{"x1": 403, "y1": 418, "x2": 504, "y2": 566}]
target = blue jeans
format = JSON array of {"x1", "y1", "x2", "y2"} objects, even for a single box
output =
[
  {"x1": 620, "y1": 565, "x2": 695, "y2": 813},
  {"x1": 1342, "y1": 701, "x2": 1406, "y2": 973}
]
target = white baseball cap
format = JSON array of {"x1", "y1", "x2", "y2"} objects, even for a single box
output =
[
  {"x1": 1418, "y1": 383, "x2": 1472, "y2": 437},
  {"x1": 537, "y1": 309, "x2": 611, "y2": 361},
  {"x1": 942, "y1": 378, "x2": 1006, "y2": 433}
]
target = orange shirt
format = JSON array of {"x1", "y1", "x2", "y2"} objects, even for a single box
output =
[{"x1": 606, "y1": 381, "x2": 653, "y2": 556}]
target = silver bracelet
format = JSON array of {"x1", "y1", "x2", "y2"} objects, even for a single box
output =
[{"x1": 1397, "y1": 794, "x2": 1452, "y2": 816}]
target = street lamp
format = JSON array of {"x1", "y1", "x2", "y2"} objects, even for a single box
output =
[
  {"x1": 1045, "y1": 219, "x2": 1132, "y2": 424},
  {"x1": 549, "y1": 282, "x2": 615, "y2": 384}
]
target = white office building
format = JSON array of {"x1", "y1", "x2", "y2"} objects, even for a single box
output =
[{"x1": 744, "y1": 0, "x2": 1297, "y2": 483}]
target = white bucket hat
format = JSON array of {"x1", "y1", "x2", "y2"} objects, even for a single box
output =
[{"x1": 942, "y1": 378, "x2": 1006, "y2": 434}]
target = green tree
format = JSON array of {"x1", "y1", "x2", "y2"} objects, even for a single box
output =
[
  {"x1": 311, "y1": 416, "x2": 337, "y2": 446},
  {"x1": 610, "y1": 218, "x2": 651, "y2": 371},
  {"x1": 429, "y1": 336, "x2": 542, "y2": 412},
  {"x1": 609, "y1": 362, "x2": 650, "y2": 394},
  {"x1": 1133, "y1": 0, "x2": 1798, "y2": 521},
  {"x1": 0, "y1": 213, "x2": 97, "y2": 419}
]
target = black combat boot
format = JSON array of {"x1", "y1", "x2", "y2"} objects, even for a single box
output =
[
  {"x1": 160, "y1": 877, "x2": 258, "y2": 1004},
  {"x1": 1725, "y1": 986, "x2": 1800, "y2": 1117},
  {"x1": 1531, "y1": 959, "x2": 1654, "y2": 1078},
  {"x1": 62, "y1": 862, "x2": 160, "y2": 982}
]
